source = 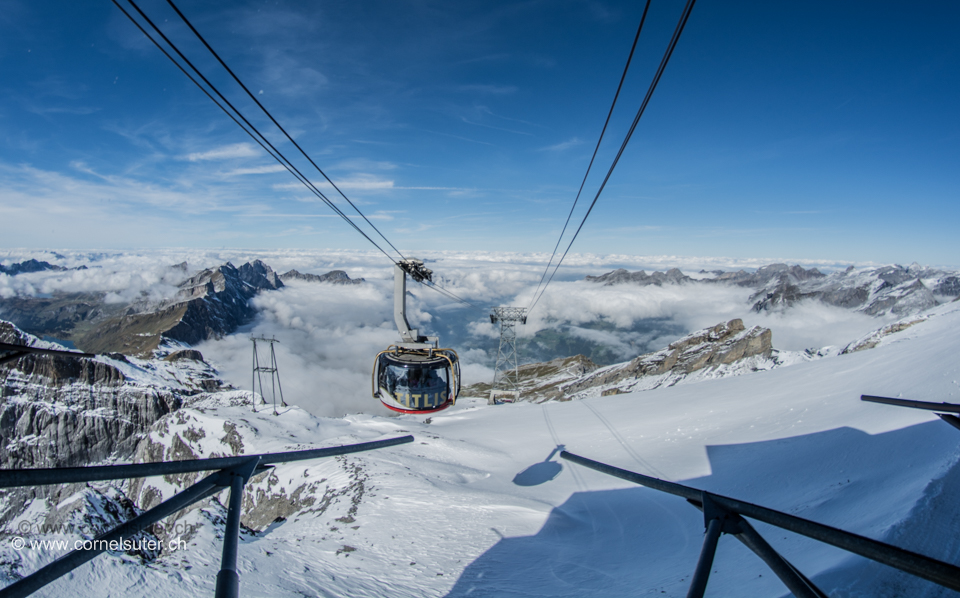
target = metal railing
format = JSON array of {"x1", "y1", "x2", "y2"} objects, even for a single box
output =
[
  {"x1": 0, "y1": 342, "x2": 95, "y2": 366},
  {"x1": 561, "y1": 450, "x2": 960, "y2": 598},
  {"x1": 861, "y1": 394, "x2": 960, "y2": 432},
  {"x1": 0, "y1": 435, "x2": 414, "y2": 598}
]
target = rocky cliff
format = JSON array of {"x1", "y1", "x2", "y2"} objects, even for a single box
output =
[
  {"x1": 464, "y1": 319, "x2": 774, "y2": 403},
  {"x1": 563, "y1": 319, "x2": 773, "y2": 398},
  {"x1": 748, "y1": 264, "x2": 943, "y2": 316},
  {"x1": 0, "y1": 320, "x2": 230, "y2": 560},
  {"x1": 0, "y1": 259, "x2": 68, "y2": 276},
  {"x1": 584, "y1": 268, "x2": 689, "y2": 286},
  {"x1": 586, "y1": 262, "x2": 959, "y2": 318},
  {"x1": 280, "y1": 269, "x2": 364, "y2": 285},
  {"x1": 78, "y1": 260, "x2": 283, "y2": 355}
]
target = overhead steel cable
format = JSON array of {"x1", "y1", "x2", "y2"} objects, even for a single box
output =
[
  {"x1": 529, "y1": 0, "x2": 697, "y2": 313},
  {"x1": 114, "y1": 0, "x2": 399, "y2": 264},
  {"x1": 163, "y1": 0, "x2": 407, "y2": 262},
  {"x1": 529, "y1": 0, "x2": 653, "y2": 310},
  {"x1": 419, "y1": 279, "x2": 483, "y2": 311},
  {"x1": 116, "y1": 0, "x2": 489, "y2": 312}
]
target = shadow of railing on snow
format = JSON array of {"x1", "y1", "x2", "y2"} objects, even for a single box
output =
[{"x1": 445, "y1": 421, "x2": 960, "y2": 598}]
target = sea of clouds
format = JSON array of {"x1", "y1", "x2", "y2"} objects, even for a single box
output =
[{"x1": 0, "y1": 248, "x2": 894, "y2": 417}]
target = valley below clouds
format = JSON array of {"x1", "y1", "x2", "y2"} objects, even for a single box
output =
[{"x1": 0, "y1": 248, "x2": 909, "y2": 417}]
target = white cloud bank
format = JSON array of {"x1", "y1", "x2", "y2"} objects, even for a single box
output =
[{"x1": 0, "y1": 248, "x2": 905, "y2": 416}]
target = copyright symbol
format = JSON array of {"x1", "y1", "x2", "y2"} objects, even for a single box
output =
[
  {"x1": 11, "y1": 537, "x2": 25, "y2": 551},
  {"x1": 17, "y1": 521, "x2": 31, "y2": 534}
]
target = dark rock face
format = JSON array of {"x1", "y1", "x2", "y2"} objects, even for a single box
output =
[
  {"x1": 712, "y1": 263, "x2": 826, "y2": 288},
  {"x1": 469, "y1": 320, "x2": 773, "y2": 402},
  {"x1": 163, "y1": 349, "x2": 206, "y2": 362},
  {"x1": 585, "y1": 268, "x2": 690, "y2": 286},
  {"x1": 860, "y1": 279, "x2": 938, "y2": 316},
  {"x1": 0, "y1": 323, "x2": 183, "y2": 510},
  {"x1": 563, "y1": 319, "x2": 772, "y2": 397},
  {"x1": 239, "y1": 260, "x2": 284, "y2": 290},
  {"x1": 0, "y1": 259, "x2": 67, "y2": 276},
  {"x1": 280, "y1": 269, "x2": 364, "y2": 285},
  {"x1": 0, "y1": 293, "x2": 114, "y2": 341},
  {"x1": 750, "y1": 276, "x2": 818, "y2": 312},
  {"x1": 587, "y1": 262, "x2": 958, "y2": 317},
  {"x1": 935, "y1": 276, "x2": 960, "y2": 297},
  {"x1": 77, "y1": 260, "x2": 284, "y2": 354},
  {"x1": 462, "y1": 354, "x2": 599, "y2": 402}
]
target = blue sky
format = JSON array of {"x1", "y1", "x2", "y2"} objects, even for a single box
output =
[{"x1": 1, "y1": 0, "x2": 958, "y2": 267}]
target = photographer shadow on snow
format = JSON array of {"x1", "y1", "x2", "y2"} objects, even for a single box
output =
[
  {"x1": 445, "y1": 421, "x2": 960, "y2": 598},
  {"x1": 512, "y1": 445, "x2": 565, "y2": 487}
]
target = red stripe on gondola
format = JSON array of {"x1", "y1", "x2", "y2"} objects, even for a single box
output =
[{"x1": 381, "y1": 400, "x2": 453, "y2": 415}]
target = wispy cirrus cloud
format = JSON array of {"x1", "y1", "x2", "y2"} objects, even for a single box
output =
[
  {"x1": 539, "y1": 137, "x2": 582, "y2": 152},
  {"x1": 184, "y1": 143, "x2": 260, "y2": 162},
  {"x1": 333, "y1": 174, "x2": 395, "y2": 190},
  {"x1": 221, "y1": 164, "x2": 287, "y2": 176}
]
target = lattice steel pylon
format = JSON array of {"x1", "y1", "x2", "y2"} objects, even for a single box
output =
[
  {"x1": 490, "y1": 307, "x2": 527, "y2": 402},
  {"x1": 251, "y1": 336, "x2": 286, "y2": 415}
]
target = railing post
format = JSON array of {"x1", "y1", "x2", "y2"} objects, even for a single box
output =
[
  {"x1": 937, "y1": 413, "x2": 960, "y2": 432},
  {"x1": 734, "y1": 519, "x2": 828, "y2": 598},
  {"x1": 687, "y1": 517, "x2": 723, "y2": 598},
  {"x1": 0, "y1": 471, "x2": 227, "y2": 598},
  {"x1": 0, "y1": 436, "x2": 413, "y2": 598},
  {"x1": 687, "y1": 496, "x2": 827, "y2": 598},
  {"x1": 215, "y1": 457, "x2": 260, "y2": 598}
]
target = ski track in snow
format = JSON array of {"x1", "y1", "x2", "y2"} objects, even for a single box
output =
[{"x1": 3, "y1": 303, "x2": 960, "y2": 596}]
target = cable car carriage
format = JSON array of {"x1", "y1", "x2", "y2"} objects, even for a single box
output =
[{"x1": 373, "y1": 259, "x2": 461, "y2": 414}]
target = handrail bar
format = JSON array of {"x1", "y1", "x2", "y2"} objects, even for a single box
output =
[
  {"x1": 561, "y1": 450, "x2": 960, "y2": 593},
  {"x1": 0, "y1": 436, "x2": 413, "y2": 488},
  {"x1": 861, "y1": 394, "x2": 960, "y2": 414},
  {"x1": 0, "y1": 435, "x2": 414, "y2": 598}
]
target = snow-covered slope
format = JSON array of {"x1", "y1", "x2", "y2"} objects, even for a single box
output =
[{"x1": 3, "y1": 303, "x2": 960, "y2": 597}]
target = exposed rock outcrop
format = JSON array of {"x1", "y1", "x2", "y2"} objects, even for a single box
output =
[
  {"x1": 715, "y1": 263, "x2": 826, "y2": 288},
  {"x1": 78, "y1": 260, "x2": 283, "y2": 354},
  {"x1": 586, "y1": 262, "x2": 957, "y2": 318},
  {"x1": 0, "y1": 259, "x2": 67, "y2": 276},
  {"x1": 280, "y1": 269, "x2": 364, "y2": 285},
  {"x1": 463, "y1": 355, "x2": 599, "y2": 402},
  {"x1": 465, "y1": 320, "x2": 773, "y2": 403},
  {"x1": 585, "y1": 268, "x2": 689, "y2": 286},
  {"x1": 0, "y1": 323, "x2": 185, "y2": 471},
  {"x1": 841, "y1": 317, "x2": 928, "y2": 354},
  {"x1": 125, "y1": 396, "x2": 371, "y2": 547},
  {"x1": 563, "y1": 319, "x2": 772, "y2": 398},
  {"x1": 0, "y1": 323, "x2": 189, "y2": 528}
]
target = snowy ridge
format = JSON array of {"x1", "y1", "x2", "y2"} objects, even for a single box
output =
[{"x1": 2, "y1": 304, "x2": 960, "y2": 596}]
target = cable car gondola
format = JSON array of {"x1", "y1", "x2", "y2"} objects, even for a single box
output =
[{"x1": 372, "y1": 259, "x2": 461, "y2": 414}]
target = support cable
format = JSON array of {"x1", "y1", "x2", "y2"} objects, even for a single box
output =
[
  {"x1": 418, "y1": 279, "x2": 483, "y2": 312},
  {"x1": 529, "y1": 0, "x2": 653, "y2": 309},
  {"x1": 529, "y1": 0, "x2": 697, "y2": 313},
  {"x1": 164, "y1": 0, "x2": 407, "y2": 261},
  {"x1": 114, "y1": 0, "x2": 399, "y2": 264},
  {"x1": 117, "y1": 0, "x2": 493, "y2": 312}
]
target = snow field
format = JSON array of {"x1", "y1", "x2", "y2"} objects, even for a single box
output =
[{"x1": 6, "y1": 302, "x2": 960, "y2": 596}]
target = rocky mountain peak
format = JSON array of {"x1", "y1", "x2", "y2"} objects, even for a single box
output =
[
  {"x1": 464, "y1": 319, "x2": 774, "y2": 403},
  {"x1": 238, "y1": 259, "x2": 284, "y2": 290},
  {"x1": 0, "y1": 259, "x2": 67, "y2": 276},
  {"x1": 585, "y1": 267, "x2": 690, "y2": 286},
  {"x1": 560, "y1": 319, "x2": 773, "y2": 399},
  {"x1": 279, "y1": 269, "x2": 364, "y2": 285},
  {"x1": 79, "y1": 260, "x2": 287, "y2": 354}
]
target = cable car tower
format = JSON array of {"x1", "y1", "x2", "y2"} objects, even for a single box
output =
[
  {"x1": 372, "y1": 259, "x2": 461, "y2": 414},
  {"x1": 489, "y1": 307, "x2": 527, "y2": 404},
  {"x1": 251, "y1": 336, "x2": 286, "y2": 415}
]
